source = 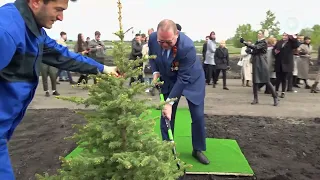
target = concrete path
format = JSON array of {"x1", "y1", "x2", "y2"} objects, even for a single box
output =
[{"x1": 29, "y1": 78, "x2": 320, "y2": 118}]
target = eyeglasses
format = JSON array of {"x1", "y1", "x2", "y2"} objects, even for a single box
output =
[{"x1": 157, "y1": 37, "x2": 175, "y2": 45}]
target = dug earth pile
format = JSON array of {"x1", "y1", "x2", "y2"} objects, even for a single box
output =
[{"x1": 9, "y1": 109, "x2": 320, "y2": 180}]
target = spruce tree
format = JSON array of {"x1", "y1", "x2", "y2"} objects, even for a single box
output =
[{"x1": 36, "y1": 0, "x2": 189, "y2": 179}]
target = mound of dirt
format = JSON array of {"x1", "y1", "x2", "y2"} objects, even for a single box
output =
[{"x1": 8, "y1": 109, "x2": 320, "y2": 180}]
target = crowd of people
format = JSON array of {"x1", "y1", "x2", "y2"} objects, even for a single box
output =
[
  {"x1": 46, "y1": 28, "x2": 320, "y2": 101},
  {"x1": 202, "y1": 30, "x2": 320, "y2": 105},
  {"x1": 42, "y1": 24, "x2": 185, "y2": 96},
  {"x1": 40, "y1": 30, "x2": 109, "y2": 96}
]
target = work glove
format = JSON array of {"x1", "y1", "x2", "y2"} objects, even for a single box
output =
[{"x1": 103, "y1": 65, "x2": 119, "y2": 76}]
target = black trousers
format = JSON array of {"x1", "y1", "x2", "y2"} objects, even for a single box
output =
[
  {"x1": 275, "y1": 72, "x2": 288, "y2": 92},
  {"x1": 77, "y1": 74, "x2": 88, "y2": 84},
  {"x1": 93, "y1": 58, "x2": 105, "y2": 84},
  {"x1": 253, "y1": 82, "x2": 277, "y2": 99},
  {"x1": 129, "y1": 75, "x2": 144, "y2": 85},
  {"x1": 41, "y1": 64, "x2": 57, "y2": 91},
  {"x1": 286, "y1": 72, "x2": 293, "y2": 91},
  {"x1": 265, "y1": 78, "x2": 276, "y2": 93},
  {"x1": 215, "y1": 69, "x2": 227, "y2": 87},
  {"x1": 203, "y1": 64, "x2": 216, "y2": 84}
]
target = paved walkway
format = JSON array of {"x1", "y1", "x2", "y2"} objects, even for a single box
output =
[{"x1": 29, "y1": 78, "x2": 320, "y2": 118}]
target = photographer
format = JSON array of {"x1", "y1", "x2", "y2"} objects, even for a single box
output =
[{"x1": 240, "y1": 30, "x2": 278, "y2": 106}]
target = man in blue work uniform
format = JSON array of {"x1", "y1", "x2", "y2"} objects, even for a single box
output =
[
  {"x1": 148, "y1": 19, "x2": 209, "y2": 165},
  {"x1": 0, "y1": 0, "x2": 117, "y2": 179}
]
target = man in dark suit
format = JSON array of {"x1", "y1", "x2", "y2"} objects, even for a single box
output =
[
  {"x1": 148, "y1": 19, "x2": 209, "y2": 165},
  {"x1": 202, "y1": 36, "x2": 209, "y2": 62}
]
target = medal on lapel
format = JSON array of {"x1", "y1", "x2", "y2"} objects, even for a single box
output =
[
  {"x1": 171, "y1": 45, "x2": 179, "y2": 71},
  {"x1": 171, "y1": 61, "x2": 179, "y2": 71}
]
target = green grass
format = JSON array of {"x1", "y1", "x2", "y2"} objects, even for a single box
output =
[{"x1": 65, "y1": 108, "x2": 254, "y2": 176}]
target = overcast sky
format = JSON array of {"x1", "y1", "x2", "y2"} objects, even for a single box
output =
[{"x1": 0, "y1": 0, "x2": 317, "y2": 41}]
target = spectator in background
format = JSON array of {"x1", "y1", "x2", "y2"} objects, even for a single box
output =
[
  {"x1": 142, "y1": 36, "x2": 153, "y2": 93},
  {"x1": 86, "y1": 37, "x2": 90, "y2": 45},
  {"x1": 310, "y1": 45, "x2": 320, "y2": 93},
  {"x1": 141, "y1": 33, "x2": 147, "y2": 45},
  {"x1": 40, "y1": 62, "x2": 60, "y2": 97},
  {"x1": 129, "y1": 34, "x2": 143, "y2": 85},
  {"x1": 291, "y1": 35, "x2": 302, "y2": 90},
  {"x1": 296, "y1": 35, "x2": 305, "y2": 86},
  {"x1": 297, "y1": 36, "x2": 312, "y2": 89},
  {"x1": 56, "y1": 31, "x2": 76, "y2": 84},
  {"x1": 148, "y1": 28, "x2": 154, "y2": 36},
  {"x1": 204, "y1": 32, "x2": 216, "y2": 85},
  {"x1": 273, "y1": 32, "x2": 299, "y2": 98},
  {"x1": 88, "y1": 31, "x2": 107, "y2": 84},
  {"x1": 265, "y1": 37, "x2": 277, "y2": 94},
  {"x1": 202, "y1": 36, "x2": 209, "y2": 62},
  {"x1": 74, "y1": 33, "x2": 90, "y2": 85},
  {"x1": 213, "y1": 40, "x2": 229, "y2": 90},
  {"x1": 241, "y1": 30, "x2": 278, "y2": 106},
  {"x1": 176, "y1": 23, "x2": 182, "y2": 31},
  {"x1": 240, "y1": 40, "x2": 253, "y2": 87}
]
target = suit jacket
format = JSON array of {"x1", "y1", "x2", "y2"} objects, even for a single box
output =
[{"x1": 148, "y1": 32, "x2": 205, "y2": 105}]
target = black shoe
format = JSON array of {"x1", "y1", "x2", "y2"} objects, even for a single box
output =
[
  {"x1": 45, "y1": 92, "x2": 50, "y2": 97},
  {"x1": 273, "y1": 97, "x2": 279, "y2": 106},
  {"x1": 311, "y1": 89, "x2": 318, "y2": 93},
  {"x1": 223, "y1": 87, "x2": 229, "y2": 90},
  {"x1": 251, "y1": 99, "x2": 258, "y2": 105},
  {"x1": 192, "y1": 150, "x2": 210, "y2": 165},
  {"x1": 52, "y1": 91, "x2": 60, "y2": 96},
  {"x1": 280, "y1": 92, "x2": 285, "y2": 98},
  {"x1": 305, "y1": 85, "x2": 311, "y2": 89},
  {"x1": 212, "y1": 84, "x2": 216, "y2": 88},
  {"x1": 310, "y1": 84, "x2": 319, "y2": 93},
  {"x1": 150, "y1": 87, "x2": 155, "y2": 96}
]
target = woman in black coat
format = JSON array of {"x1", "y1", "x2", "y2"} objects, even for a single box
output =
[
  {"x1": 273, "y1": 33, "x2": 299, "y2": 98},
  {"x1": 240, "y1": 30, "x2": 278, "y2": 106},
  {"x1": 213, "y1": 40, "x2": 229, "y2": 90}
]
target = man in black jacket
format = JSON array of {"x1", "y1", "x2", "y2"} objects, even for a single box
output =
[
  {"x1": 129, "y1": 34, "x2": 143, "y2": 85},
  {"x1": 202, "y1": 36, "x2": 209, "y2": 63}
]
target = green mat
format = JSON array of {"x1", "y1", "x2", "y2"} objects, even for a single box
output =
[{"x1": 66, "y1": 108, "x2": 254, "y2": 176}]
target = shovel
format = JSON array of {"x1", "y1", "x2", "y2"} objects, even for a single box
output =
[{"x1": 157, "y1": 79, "x2": 185, "y2": 179}]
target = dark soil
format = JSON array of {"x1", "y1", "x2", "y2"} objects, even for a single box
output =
[{"x1": 8, "y1": 109, "x2": 320, "y2": 180}]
